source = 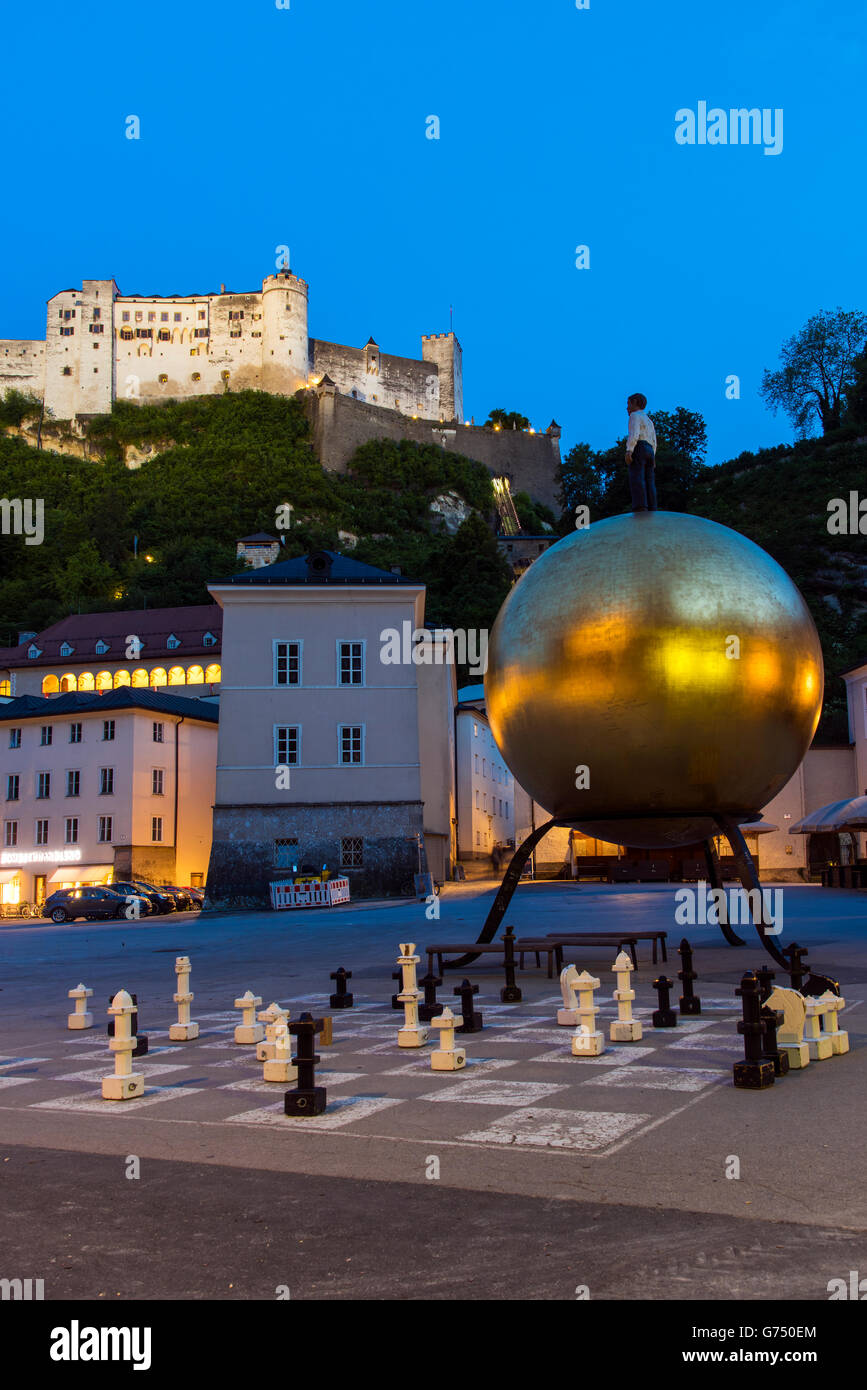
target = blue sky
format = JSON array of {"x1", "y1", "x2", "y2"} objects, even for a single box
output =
[{"x1": 1, "y1": 0, "x2": 864, "y2": 464}]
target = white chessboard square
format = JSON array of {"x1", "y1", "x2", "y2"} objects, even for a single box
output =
[
  {"x1": 0, "y1": 1076, "x2": 40, "y2": 1090},
  {"x1": 459, "y1": 1107, "x2": 651, "y2": 1152},
  {"x1": 417, "y1": 1079, "x2": 567, "y2": 1106},
  {"x1": 528, "y1": 1046, "x2": 656, "y2": 1065},
  {"x1": 30, "y1": 1085, "x2": 204, "y2": 1113},
  {"x1": 218, "y1": 1071, "x2": 364, "y2": 1095},
  {"x1": 666, "y1": 1032, "x2": 738, "y2": 1051},
  {"x1": 381, "y1": 1057, "x2": 516, "y2": 1077},
  {"x1": 0, "y1": 1057, "x2": 51, "y2": 1069},
  {"x1": 225, "y1": 1094, "x2": 403, "y2": 1129},
  {"x1": 584, "y1": 1064, "x2": 727, "y2": 1092},
  {"x1": 56, "y1": 1062, "x2": 191, "y2": 1083}
]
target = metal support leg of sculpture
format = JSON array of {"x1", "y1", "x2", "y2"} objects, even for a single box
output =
[
  {"x1": 442, "y1": 819, "x2": 558, "y2": 970},
  {"x1": 716, "y1": 815, "x2": 789, "y2": 968},
  {"x1": 703, "y1": 835, "x2": 746, "y2": 947}
]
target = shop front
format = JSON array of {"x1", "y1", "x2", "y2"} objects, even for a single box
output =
[{"x1": 0, "y1": 849, "x2": 114, "y2": 909}]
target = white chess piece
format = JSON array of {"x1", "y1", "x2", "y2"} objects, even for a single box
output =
[
  {"x1": 431, "y1": 1007, "x2": 466, "y2": 1071},
  {"x1": 234, "y1": 990, "x2": 264, "y2": 1045},
  {"x1": 766, "y1": 986, "x2": 809, "y2": 1068},
  {"x1": 817, "y1": 990, "x2": 849, "y2": 1056},
  {"x1": 102, "y1": 989, "x2": 144, "y2": 1100},
  {"x1": 397, "y1": 943, "x2": 429, "y2": 1047},
  {"x1": 610, "y1": 951, "x2": 643, "y2": 1042},
  {"x1": 256, "y1": 1002, "x2": 290, "y2": 1061},
  {"x1": 67, "y1": 983, "x2": 93, "y2": 1031},
  {"x1": 557, "y1": 964, "x2": 580, "y2": 1026},
  {"x1": 169, "y1": 956, "x2": 199, "y2": 1041},
  {"x1": 571, "y1": 971, "x2": 605, "y2": 1056},
  {"x1": 803, "y1": 995, "x2": 833, "y2": 1061},
  {"x1": 263, "y1": 1017, "x2": 298, "y2": 1083}
]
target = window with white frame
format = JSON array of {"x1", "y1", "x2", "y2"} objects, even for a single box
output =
[
  {"x1": 35, "y1": 819, "x2": 49, "y2": 846},
  {"x1": 152, "y1": 816, "x2": 163, "y2": 843},
  {"x1": 69, "y1": 723, "x2": 82, "y2": 744},
  {"x1": 4, "y1": 820, "x2": 18, "y2": 847},
  {"x1": 274, "y1": 726, "x2": 300, "y2": 765},
  {"x1": 66, "y1": 769, "x2": 80, "y2": 797},
  {"x1": 9, "y1": 728, "x2": 21, "y2": 749},
  {"x1": 103, "y1": 719, "x2": 115, "y2": 741},
  {"x1": 98, "y1": 815, "x2": 113, "y2": 843},
  {"x1": 6, "y1": 774, "x2": 19, "y2": 801},
  {"x1": 274, "y1": 641, "x2": 301, "y2": 686},
  {"x1": 37, "y1": 772, "x2": 50, "y2": 800},
  {"x1": 337, "y1": 641, "x2": 363, "y2": 686},
  {"x1": 153, "y1": 722, "x2": 164, "y2": 743},
  {"x1": 65, "y1": 817, "x2": 79, "y2": 845},
  {"x1": 40, "y1": 726, "x2": 52, "y2": 746},
  {"x1": 338, "y1": 725, "x2": 363, "y2": 764},
  {"x1": 99, "y1": 767, "x2": 114, "y2": 796},
  {"x1": 152, "y1": 769, "x2": 164, "y2": 796}
]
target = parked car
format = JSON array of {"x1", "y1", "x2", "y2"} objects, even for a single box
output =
[
  {"x1": 163, "y1": 886, "x2": 194, "y2": 911},
  {"x1": 182, "y1": 887, "x2": 205, "y2": 908},
  {"x1": 106, "y1": 882, "x2": 156, "y2": 916},
  {"x1": 42, "y1": 886, "x2": 131, "y2": 923},
  {"x1": 131, "y1": 880, "x2": 177, "y2": 913}
]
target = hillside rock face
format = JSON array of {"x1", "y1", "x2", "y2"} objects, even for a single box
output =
[{"x1": 430, "y1": 491, "x2": 473, "y2": 533}]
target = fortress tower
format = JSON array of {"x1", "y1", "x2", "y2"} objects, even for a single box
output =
[
  {"x1": 261, "y1": 268, "x2": 310, "y2": 395},
  {"x1": 422, "y1": 332, "x2": 463, "y2": 422}
]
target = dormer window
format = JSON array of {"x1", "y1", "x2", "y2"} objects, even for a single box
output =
[
  {"x1": 95, "y1": 639, "x2": 109, "y2": 656},
  {"x1": 203, "y1": 632, "x2": 217, "y2": 647},
  {"x1": 60, "y1": 642, "x2": 74, "y2": 657},
  {"x1": 167, "y1": 635, "x2": 180, "y2": 650},
  {"x1": 28, "y1": 644, "x2": 41, "y2": 659}
]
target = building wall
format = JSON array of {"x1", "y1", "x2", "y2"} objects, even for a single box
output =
[
  {"x1": 4, "y1": 659, "x2": 222, "y2": 699},
  {"x1": 0, "y1": 340, "x2": 45, "y2": 398},
  {"x1": 455, "y1": 708, "x2": 516, "y2": 859},
  {"x1": 310, "y1": 339, "x2": 440, "y2": 418},
  {"x1": 416, "y1": 652, "x2": 457, "y2": 881},
  {"x1": 303, "y1": 388, "x2": 562, "y2": 512}
]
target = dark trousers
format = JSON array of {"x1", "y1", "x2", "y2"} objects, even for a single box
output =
[{"x1": 629, "y1": 440, "x2": 657, "y2": 512}]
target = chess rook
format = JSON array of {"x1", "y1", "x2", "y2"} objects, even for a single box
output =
[
  {"x1": 234, "y1": 990, "x2": 264, "y2": 1045},
  {"x1": 733, "y1": 971, "x2": 775, "y2": 1089},
  {"x1": 284, "y1": 1013, "x2": 327, "y2": 1116},
  {"x1": 256, "y1": 1002, "x2": 290, "y2": 1061},
  {"x1": 102, "y1": 989, "x2": 144, "y2": 1101},
  {"x1": 610, "y1": 951, "x2": 643, "y2": 1042},
  {"x1": 397, "y1": 943, "x2": 429, "y2": 1047},
  {"x1": 652, "y1": 975, "x2": 677, "y2": 1029},
  {"x1": 431, "y1": 1006, "x2": 467, "y2": 1072},
  {"x1": 329, "y1": 967, "x2": 354, "y2": 1010},
  {"x1": 570, "y1": 971, "x2": 604, "y2": 1057},
  {"x1": 500, "y1": 925, "x2": 523, "y2": 1004},
  {"x1": 263, "y1": 1017, "x2": 298, "y2": 1084},
  {"x1": 67, "y1": 983, "x2": 93, "y2": 1031},
  {"x1": 454, "y1": 978, "x2": 483, "y2": 1034},
  {"x1": 169, "y1": 956, "x2": 199, "y2": 1041},
  {"x1": 677, "y1": 939, "x2": 701, "y2": 1016}
]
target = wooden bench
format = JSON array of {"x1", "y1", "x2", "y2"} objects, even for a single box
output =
[
  {"x1": 520, "y1": 934, "x2": 640, "y2": 972},
  {"x1": 425, "y1": 939, "x2": 560, "y2": 979},
  {"x1": 545, "y1": 929, "x2": 668, "y2": 965}
]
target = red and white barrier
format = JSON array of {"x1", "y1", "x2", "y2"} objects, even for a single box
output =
[{"x1": 269, "y1": 877, "x2": 351, "y2": 910}]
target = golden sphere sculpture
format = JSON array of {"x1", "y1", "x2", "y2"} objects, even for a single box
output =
[{"x1": 484, "y1": 511, "x2": 823, "y2": 849}]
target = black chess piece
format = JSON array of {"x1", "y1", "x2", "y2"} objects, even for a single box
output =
[
  {"x1": 733, "y1": 972, "x2": 775, "y2": 1090},
  {"x1": 500, "y1": 925, "x2": 523, "y2": 1003},
  {"x1": 284, "y1": 1012, "x2": 327, "y2": 1117},
  {"x1": 391, "y1": 970, "x2": 403, "y2": 1010},
  {"x1": 760, "y1": 1002, "x2": 790, "y2": 1078},
  {"x1": 107, "y1": 991, "x2": 148, "y2": 1057},
  {"x1": 754, "y1": 964, "x2": 776, "y2": 1003},
  {"x1": 677, "y1": 939, "x2": 701, "y2": 1015},
  {"x1": 453, "y1": 979, "x2": 483, "y2": 1033},
  {"x1": 329, "y1": 967, "x2": 353, "y2": 1010},
  {"x1": 652, "y1": 975, "x2": 677, "y2": 1028},
  {"x1": 418, "y1": 971, "x2": 444, "y2": 1023},
  {"x1": 784, "y1": 943, "x2": 809, "y2": 993}
]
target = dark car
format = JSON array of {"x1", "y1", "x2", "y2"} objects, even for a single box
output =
[
  {"x1": 42, "y1": 886, "x2": 129, "y2": 923},
  {"x1": 132, "y1": 880, "x2": 176, "y2": 913},
  {"x1": 182, "y1": 887, "x2": 205, "y2": 908},
  {"x1": 107, "y1": 882, "x2": 156, "y2": 916},
  {"x1": 163, "y1": 886, "x2": 193, "y2": 911}
]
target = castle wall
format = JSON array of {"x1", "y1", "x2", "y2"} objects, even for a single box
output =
[
  {"x1": 0, "y1": 340, "x2": 45, "y2": 399},
  {"x1": 422, "y1": 333, "x2": 462, "y2": 422},
  {"x1": 310, "y1": 339, "x2": 440, "y2": 418},
  {"x1": 304, "y1": 389, "x2": 562, "y2": 511}
]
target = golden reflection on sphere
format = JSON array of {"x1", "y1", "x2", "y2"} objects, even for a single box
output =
[{"x1": 484, "y1": 512, "x2": 824, "y2": 849}]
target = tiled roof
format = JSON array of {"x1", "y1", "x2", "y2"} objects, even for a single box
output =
[
  {"x1": 213, "y1": 550, "x2": 419, "y2": 587},
  {"x1": 0, "y1": 689, "x2": 219, "y2": 723},
  {"x1": 0, "y1": 605, "x2": 222, "y2": 669}
]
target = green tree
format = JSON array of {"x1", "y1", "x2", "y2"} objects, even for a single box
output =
[
  {"x1": 0, "y1": 389, "x2": 42, "y2": 429},
  {"x1": 843, "y1": 341, "x2": 867, "y2": 428},
  {"x1": 485, "y1": 408, "x2": 530, "y2": 431},
  {"x1": 760, "y1": 308, "x2": 867, "y2": 437}
]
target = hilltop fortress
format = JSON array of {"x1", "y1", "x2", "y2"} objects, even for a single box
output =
[{"x1": 0, "y1": 268, "x2": 562, "y2": 510}]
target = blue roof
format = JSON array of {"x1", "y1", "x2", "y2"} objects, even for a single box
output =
[{"x1": 214, "y1": 549, "x2": 419, "y2": 586}]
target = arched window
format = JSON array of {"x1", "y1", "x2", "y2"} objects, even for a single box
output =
[
  {"x1": 186, "y1": 664, "x2": 204, "y2": 684},
  {"x1": 150, "y1": 667, "x2": 167, "y2": 688},
  {"x1": 0, "y1": 679, "x2": 10, "y2": 697},
  {"x1": 130, "y1": 668, "x2": 149, "y2": 688},
  {"x1": 42, "y1": 674, "x2": 60, "y2": 695},
  {"x1": 113, "y1": 670, "x2": 131, "y2": 687},
  {"x1": 204, "y1": 663, "x2": 222, "y2": 684},
  {"x1": 168, "y1": 666, "x2": 186, "y2": 686},
  {"x1": 78, "y1": 671, "x2": 95, "y2": 691},
  {"x1": 95, "y1": 671, "x2": 112, "y2": 691}
]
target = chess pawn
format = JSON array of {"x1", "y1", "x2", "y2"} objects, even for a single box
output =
[
  {"x1": 256, "y1": 1002, "x2": 290, "y2": 1061},
  {"x1": 102, "y1": 989, "x2": 144, "y2": 1101},
  {"x1": 570, "y1": 971, "x2": 604, "y2": 1056},
  {"x1": 610, "y1": 951, "x2": 643, "y2": 1042},
  {"x1": 804, "y1": 995, "x2": 833, "y2": 1061},
  {"x1": 818, "y1": 991, "x2": 849, "y2": 1056},
  {"x1": 397, "y1": 943, "x2": 429, "y2": 1048},
  {"x1": 557, "y1": 964, "x2": 580, "y2": 1027},
  {"x1": 234, "y1": 990, "x2": 264, "y2": 1045},
  {"x1": 67, "y1": 983, "x2": 93, "y2": 1031},
  {"x1": 431, "y1": 1007, "x2": 466, "y2": 1072},
  {"x1": 263, "y1": 1018, "x2": 298, "y2": 1083}
]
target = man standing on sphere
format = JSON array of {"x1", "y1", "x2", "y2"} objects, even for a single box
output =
[{"x1": 625, "y1": 393, "x2": 658, "y2": 512}]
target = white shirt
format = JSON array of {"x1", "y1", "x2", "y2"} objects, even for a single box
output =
[{"x1": 626, "y1": 409, "x2": 657, "y2": 457}]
